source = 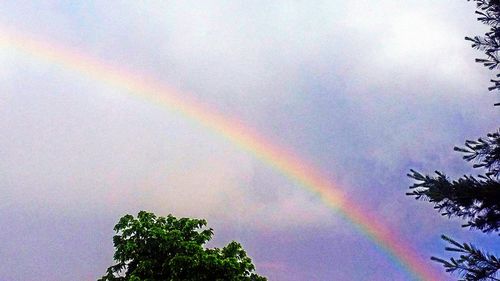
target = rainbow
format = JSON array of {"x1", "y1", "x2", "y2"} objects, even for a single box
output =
[{"x1": 0, "y1": 29, "x2": 443, "y2": 281}]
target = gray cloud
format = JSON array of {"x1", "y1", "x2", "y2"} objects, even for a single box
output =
[{"x1": 0, "y1": 1, "x2": 496, "y2": 280}]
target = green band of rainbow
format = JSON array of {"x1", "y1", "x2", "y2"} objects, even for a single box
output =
[{"x1": 0, "y1": 29, "x2": 443, "y2": 281}]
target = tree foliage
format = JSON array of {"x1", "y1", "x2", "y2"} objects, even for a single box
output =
[
  {"x1": 407, "y1": 169, "x2": 500, "y2": 233},
  {"x1": 99, "y1": 211, "x2": 267, "y2": 281},
  {"x1": 407, "y1": 130, "x2": 500, "y2": 233},
  {"x1": 432, "y1": 235, "x2": 500, "y2": 281},
  {"x1": 407, "y1": 1, "x2": 500, "y2": 280}
]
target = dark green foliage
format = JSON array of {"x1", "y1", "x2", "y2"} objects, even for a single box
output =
[
  {"x1": 431, "y1": 236, "x2": 500, "y2": 281},
  {"x1": 407, "y1": 170, "x2": 500, "y2": 233},
  {"x1": 407, "y1": 131, "x2": 500, "y2": 233},
  {"x1": 99, "y1": 211, "x2": 267, "y2": 281},
  {"x1": 407, "y1": 1, "x2": 499, "y2": 280}
]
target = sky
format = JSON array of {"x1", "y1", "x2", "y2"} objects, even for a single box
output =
[{"x1": 0, "y1": 1, "x2": 499, "y2": 281}]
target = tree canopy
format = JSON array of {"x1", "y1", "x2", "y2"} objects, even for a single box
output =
[{"x1": 99, "y1": 211, "x2": 267, "y2": 281}]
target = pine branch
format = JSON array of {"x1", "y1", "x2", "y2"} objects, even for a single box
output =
[
  {"x1": 454, "y1": 130, "x2": 500, "y2": 179},
  {"x1": 407, "y1": 170, "x2": 500, "y2": 233},
  {"x1": 466, "y1": 0, "x2": 500, "y2": 102},
  {"x1": 432, "y1": 235, "x2": 500, "y2": 281}
]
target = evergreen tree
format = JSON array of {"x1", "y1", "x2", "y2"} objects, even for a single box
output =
[{"x1": 407, "y1": 1, "x2": 499, "y2": 280}]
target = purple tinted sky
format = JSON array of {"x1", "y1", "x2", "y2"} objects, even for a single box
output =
[{"x1": 0, "y1": 1, "x2": 498, "y2": 280}]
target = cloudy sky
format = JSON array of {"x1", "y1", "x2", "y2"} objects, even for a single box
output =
[{"x1": 0, "y1": 1, "x2": 498, "y2": 280}]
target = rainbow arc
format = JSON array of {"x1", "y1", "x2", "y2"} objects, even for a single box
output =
[{"x1": 0, "y1": 28, "x2": 443, "y2": 281}]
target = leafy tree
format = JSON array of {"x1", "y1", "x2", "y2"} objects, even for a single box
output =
[
  {"x1": 406, "y1": 1, "x2": 499, "y2": 280},
  {"x1": 99, "y1": 211, "x2": 267, "y2": 281}
]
